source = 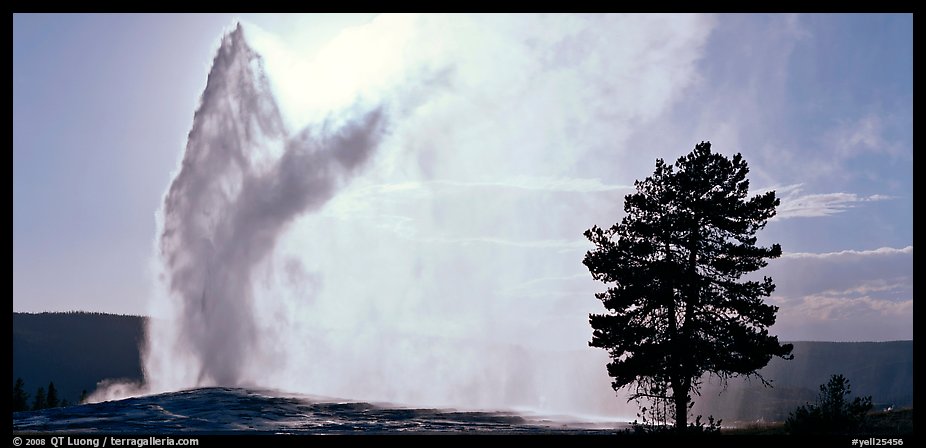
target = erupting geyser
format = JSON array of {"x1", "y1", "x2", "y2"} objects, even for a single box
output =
[{"x1": 144, "y1": 24, "x2": 385, "y2": 393}]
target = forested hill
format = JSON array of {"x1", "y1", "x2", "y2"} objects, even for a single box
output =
[
  {"x1": 12, "y1": 312, "x2": 912, "y2": 422},
  {"x1": 12, "y1": 311, "x2": 146, "y2": 405}
]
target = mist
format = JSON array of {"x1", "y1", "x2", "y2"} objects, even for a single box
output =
[{"x1": 91, "y1": 15, "x2": 717, "y2": 419}]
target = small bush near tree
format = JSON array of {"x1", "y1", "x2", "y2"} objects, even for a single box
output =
[{"x1": 786, "y1": 374, "x2": 873, "y2": 434}]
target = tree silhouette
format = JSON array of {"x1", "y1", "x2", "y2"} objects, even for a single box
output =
[
  {"x1": 12, "y1": 378, "x2": 29, "y2": 412},
  {"x1": 583, "y1": 142, "x2": 793, "y2": 430},
  {"x1": 32, "y1": 386, "x2": 47, "y2": 411},
  {"x1": 46, "y1": 382, "x2": 60, "y2": 408}
]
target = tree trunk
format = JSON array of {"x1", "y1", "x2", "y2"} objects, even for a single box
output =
[
  {"x1": 674, "y1": 388, "x2": 688, "y2": 430},
  {"x1": 664, "y1": 238, "x2": 684, "y2": 430},
  {"x1": 674, "y1": 228, "x2": 698, "y2": 431}
]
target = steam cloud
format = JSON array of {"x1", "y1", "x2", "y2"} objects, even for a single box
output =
[{"x1": 96, "y1": 15, "x2": 718, "y2": 419}]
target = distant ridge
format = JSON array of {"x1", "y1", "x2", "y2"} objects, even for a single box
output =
[
  {"x1": 12, "y1": 312, "x2": 912, "y2": 422},
  {"x1": 694, "y1": 340, "x2": 912, "y2": 421},
  {"x1": 13, "y1": 311, "x2": 146, "y2": 405}
]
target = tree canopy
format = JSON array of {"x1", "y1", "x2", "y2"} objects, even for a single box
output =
[{"x1": 583, "y1": 141, "x2": 793, "y2": 430}]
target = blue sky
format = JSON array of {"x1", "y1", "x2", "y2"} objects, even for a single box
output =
[{"x1": 13, "y1": 14, "x2": 912, "y2": 346}]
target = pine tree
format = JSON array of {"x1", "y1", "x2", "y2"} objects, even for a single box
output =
[
  {"x1": 46, "y1": 382, "x2": 59, "y2": 408},
  {"x1": 12, "y1": 378, "x2": 29, "y2": 412},
  {"x1": 32, "y1": 386, "x2": 47, "y2": 411},
  {"x1": 584, "y1": 141, "x2": 793, "y2": 430}
]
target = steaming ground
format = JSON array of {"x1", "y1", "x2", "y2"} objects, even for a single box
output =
[{"x1": 14, "y1": 388, "x2": 629, "y2": 434}]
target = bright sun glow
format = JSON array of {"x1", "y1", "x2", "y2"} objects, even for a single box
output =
[{"x1": 244, "y1": 15, "x2": 417, "y2": 131}]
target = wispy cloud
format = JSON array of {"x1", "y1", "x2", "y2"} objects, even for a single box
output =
[
  {"x1": 356, "y1": 177, "x2": 634, "y2": 195},
  {"x1": 765, "y1": 183, "x2": 892, "y2": 220},
  {"x1": 320, "y1": 176, "x2": 629, "y2": 250},
  {"x1": 781, "y1": 245, "x2": 912, "y2": 259},
  {"x1": 497, "y1": 273, "x2": 592, "y2": 296},
  {"x1": 415, "y1": 235, "x2": 590, "y2": 251},
  {"x1": 826, "y1": 113, "x2": 908, "y2": 160}
]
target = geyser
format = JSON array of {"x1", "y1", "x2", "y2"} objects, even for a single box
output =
[{"x1": 143, "y1": 24, "x2": 385, "y2": 393}]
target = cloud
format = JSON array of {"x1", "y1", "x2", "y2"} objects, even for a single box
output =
[
  {"x1": 765, "y1": 245, "x2": 912, "y2": 341},
  {"x1": 359, "y1": 177, "x2": 634, "y2": 194},
  {"x1": 772, "y1": 294, "x2": 912, "y2": 341},
  {"x1": 770, "y1": 244, "x2": 911, "y2": 298},
  {"x1": 414, "y1": 235, "x2": 590, "y2": 251},
  {"x1": 767, "y1": 183, "x2": 893, "y2": 220},
  {"x1": 781, "y1": 245, "x2": 912, "y2": 260},
  {"x1": 314, "y1": 176, "x2": 631, "y2": 253},
  {"x1": 496, "y1": 273, "x2": 597, "y2": 300},
  {"x1": 620, "y1": 14, "x2": 910, "y2": 198},
  {"x1": 826, "y1": 113, "x2": 909, "y2": 161}
]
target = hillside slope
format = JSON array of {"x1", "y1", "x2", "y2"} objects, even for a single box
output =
[{"x1": 12, "y1": 312, "x2": 146, "y2": 404}]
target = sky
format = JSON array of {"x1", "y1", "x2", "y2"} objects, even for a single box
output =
[{"x1": 14, "y1": 12, "x2": 912, "y2": 353}]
